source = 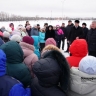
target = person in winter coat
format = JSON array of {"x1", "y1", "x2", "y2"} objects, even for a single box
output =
[
  {"x1": 0, "y1": 41, "x2": 32, "y2": 87},
  {"x1": 45, "y1": 38, "x2": 56, "y2": 46},
  {"x1": 3, "y1": 31, "x2": 10, "y2": 43},
  {"x1": 0, "y1": 49, "x2": 31, "y2": 96},
  {"x1": 66, "y1": 39, "x2": 88, "y2": 67},
  {"x1": 31, "y1": 24, "x2": 39, "y2": 36},
  {"x1": 9, "y1": 23, "x2": 14, "y2": 31},
  {"x1": 31, "y1": 36, "x2": 40, "y2": 59},
  {"x1": 61, "y1": 23, "x2": 66, "y2": 50},
  {"x1": 82, "y1": 23, "x2": 89, "y2": 40},
  {"x1": 68, "y1": 20, "x2": 84, "y2": 44},
  {"x1": 31, "y1": 45, "x2": 70, "y2": 96},
  {"x1": 55, "y1": 25, "x2": 64, "y2": 48},
  {"x1": 26, "y1": 25, "x2": 31, "y2": 36},
  {"x1": 45, "y1": 25, "x2": 55, "y2": 40},
  {"x1": 65, "y1": 20, "x2": 73, "y2": 52},
  {"x1": 39, "y1": 28, "x2": 45, "y2": 52},
  {"x1": 20, "y1": 36, "x2": 38, "y2": 77},
  {"x1": 87, "y1": 21, "x2": 96, "y2": 57},
  {"x1": 69, "y1": 56, "x2": 96, "y2": 96}
]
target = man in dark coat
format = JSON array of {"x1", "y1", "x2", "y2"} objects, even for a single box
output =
[
  {"x1": 68, "y1": 20, "x2": 84, "y2": 44},
  {"x1": 82, "y1": 23, "x2": 89, "y2": 40},
  {"x1": 65, "y1": 20, "x2": 73, "y2": 52},
  {"x1": 87, "y1": 21, "x2": 96, "y2": 57},
  {"x1": 61, "y1": 23, "x2": 66, "y2": 50}
]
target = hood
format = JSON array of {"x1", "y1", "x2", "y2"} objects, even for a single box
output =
[
  {"x1": 19, "y1": 42, "x2": 34, "y2": 57},
  {"x1": 70, "y1": 67, "x2": 96, "y2": 95},
  {"x1": 42, "y1": 45, "x2": 61, "y2": 55},
  {"x1": 0, "y1": 41, "x2": 23, "y2": 64},
  {"x1": 39, "y1": 46, "x2": 70, "y2": 92},
  {"x1": 70, "y1": 39, "x2": 88, "y2": 57},
  {"x1": 31, "y1": 36, "x2": 39, "y2": 49},
  {"x1": 0, "y1": 38, "x2": 4, "y2": 46},
  {"x1": 0, "y1": 49, "x2": 6, "y2": 76}
]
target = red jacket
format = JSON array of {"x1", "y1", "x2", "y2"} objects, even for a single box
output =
[{"x1": 66, "y1": 39, "x2": 88, "y2": 67}]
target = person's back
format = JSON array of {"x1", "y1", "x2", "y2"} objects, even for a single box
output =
[
  {"x1": 69, "y1": 56, "x2": 96, "y2": 96},
  {"x1": 31, "y1": 45, "x2": 70, "y2": 96},
  {"x1": 66, "y1": 39, "x2": 88, "y2": 67},
  {"x1": 0, "y1": 41, "x2": 32, "y2": 87},
  {"x1": 20, "y1": 36, "x2": 38, "y2": 77},
  {"x1": 0, "y1": 49, "x2": 31, "y2": 96}
]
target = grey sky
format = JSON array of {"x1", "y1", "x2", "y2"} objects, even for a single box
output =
[{"x1": 0, "y1": 0, "x2": 96, "y2": 17}]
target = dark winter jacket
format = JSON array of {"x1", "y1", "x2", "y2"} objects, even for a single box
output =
[
  {"x1": 26, "y1": 28, "x2": 31, "y2": 36},
  {"x1": 45, "y1": 26, "x2": 55, "y2": 40},
  {"x1": 60, "y1": 27, "x2": 66, "y2": 38},
  {"x1": 87, "y1": 28, "x2": 96, "y2": 51},
  {"x1": 82, "y1": 27, "x2": 89, "y2": 39},
  {"x1": 31, "y1": 45, "x2": 70, "y2": 96},
  {"x1": 0, "y1": 49, "x2": 31, "y2": 96},
  {"x1": 31, "y1": 28, "x2": 39, "y2": 36},
  {"x1": 65, "y1": 24, "x2": 73, "y2": 38},
  {"x1": 0, "y1": 41, "x2": 32, "y2": 87},
  {"x1": 68, "y1": 26, "x2": 84, "y2": 44}
]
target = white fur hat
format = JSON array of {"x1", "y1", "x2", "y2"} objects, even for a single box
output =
[
  {"x1": 10, "y1": 35, "x2": 22, "y2": 43},
  {"x1": 7, "y1": 27, "x2": 12, "y2": 33},
  {"x1": 33, "y1": 24, "x2": 37, "y2": 27},
  {"x1": 79, "y1": 56, "x2": 96, "y2": 75},
  {"x1": 3, "y1": 31, "x2": 10, "y2": 38}
]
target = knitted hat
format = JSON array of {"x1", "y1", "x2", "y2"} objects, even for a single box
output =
[
  {"x1": 79, "y1": 56, "x2": 96, "y2": 75},
  {"x1": 10, "y1": 35, "x2": 22, "y2": 43},
  {"x1": 0, "y1": 32, "x2": 3, "y2": 37},
  {"x1": 22, "y1": 36, "x2": 34, "y2": 45},
  {"x1": 45, "y1": 38, "x2": 56, "y2": 46},
  {"x1": 3, "y1": 31, "x2": 10, "y2": 38}
]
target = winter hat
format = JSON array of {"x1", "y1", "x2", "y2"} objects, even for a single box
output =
[
  {"x1": 10, "y1": 35, "x2": 22, "y2": 43},
  {"x1": 45, "y1": 38, "x2": 56, "y2": 46},
  {"x1": 22, "y1": 36, "x2": 34, "y2": 45},
  {"x1": 82, "y1": 23, "x2": 87, "y2": 26},
  {"x1": 7, "y1": 28, "x2": 12, "y2": 33},
  {"x1": 3, "y1": 31, "x2": 10, "y2": 38},
  {"x1": 79, "y1": 56, "x2": 96, "y2": 75},
  {"x1": 12, "y1": 30, "x2": 21, "y2": 36},
  {"x1": 75, "y1": 20, "x2": 80, "y2": 23},
  {"x1": 0, "y1": 32, "x2": 3, "y2": 37}
]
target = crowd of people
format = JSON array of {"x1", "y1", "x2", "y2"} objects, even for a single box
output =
[{"x1": 0, "y1": 20, "x2": 96, "y2": 96}]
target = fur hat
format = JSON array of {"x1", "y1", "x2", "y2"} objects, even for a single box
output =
[
  {"x1": 7, "y1": 28, "x2": 12, "y2": 33},
  {"x1": 45, "y1": 38, "x2": 56, "y2": 46},
  {"x1": 3, "y1": 31, "x2": 10, "y2": 38},
  {"x1": 22, "y1": 36, "x2": 34, "y2": 45},
  {"x1": 79, "y1": 56, "x2": 96, "y2": 75},
  {"x1": 10, "y1": 35, "x2": 22, "y2": 43}
]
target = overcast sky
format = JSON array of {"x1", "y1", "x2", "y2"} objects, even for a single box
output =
[{"x1": 0, "y1": 0, "x2": 96, "y2": 17}]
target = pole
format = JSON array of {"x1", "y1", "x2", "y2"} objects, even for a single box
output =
[{"x1": 62, "y1": 0, "x2": 65, "y2": 23}]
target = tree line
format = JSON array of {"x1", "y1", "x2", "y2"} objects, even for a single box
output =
[{"x1": 0, "y1": 12, "x2": 96, "y2": 21}]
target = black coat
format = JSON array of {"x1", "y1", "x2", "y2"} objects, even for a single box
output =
[
  {"x1": 65, "y1": 24, "x2": 73, "y2": 38},
  {"x1": 26, "y1": 28, "x2": 31, "y2": 36},
  {"x1": 45, "y1": 30, "x2": 55, "y2": 40},
  {"x1": 60, "y1": 27, "x2": 66, "y2": 39},
  {"x1": 87, "y1": 28, "x2": 96, "y2": 51},
  {"x1": 31, "y1": 50, "x2": 70, "y2": 96},
  {"x1": 68, "y1": 26, "x2": 84, "y2": 44},
  {"x1": 82, "y1": 27, "x2": 89, "y2": 39}
]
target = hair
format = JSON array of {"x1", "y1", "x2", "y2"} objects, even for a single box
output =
[
  {"x1": 82, "y1": 23, "x2": 87, "y2": 26},
  {"x1": 62, "y1": 23, "x2": 65, "y2": 25}
]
